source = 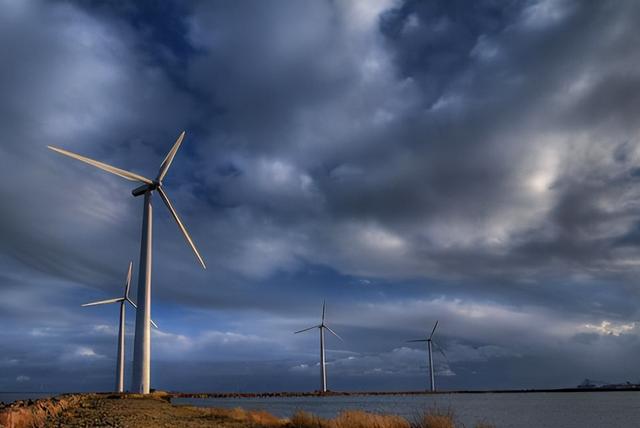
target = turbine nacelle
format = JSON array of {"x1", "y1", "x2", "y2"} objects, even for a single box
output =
[
  {"x1": 132, "y1": 182, "x2": 160, "y2": 197},
  {"x1": 294, "y1": 301, "x2": 343, "y2": 341}
]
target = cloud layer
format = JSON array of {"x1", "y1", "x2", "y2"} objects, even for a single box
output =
[{"x1": 2, "y1": 0, "x2": 640, "y2": 393}]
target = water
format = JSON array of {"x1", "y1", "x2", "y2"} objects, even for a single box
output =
[{"x1": 173, "y1": 391, "x2": 640, "y2": 427}]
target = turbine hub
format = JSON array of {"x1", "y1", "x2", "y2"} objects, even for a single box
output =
[{"x1": 131, "y1": 182, "x2": 158, "y2": 197}]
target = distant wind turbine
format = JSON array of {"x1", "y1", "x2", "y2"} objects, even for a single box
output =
[
  {"x1": 407, "y1": 320, "x2": 448, "y2": 392},
  {"x1": 81, "y1": 262, "x2": 158, "y2": 393},
  {"x1": 49, "y1": 131, "x2": 206, "y2": 394},
  {"x1": 294, "y1": 301, "x2": 343, "y2": 393}
]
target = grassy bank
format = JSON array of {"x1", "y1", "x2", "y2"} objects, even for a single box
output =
[{"x1": 0, "y1": 393, "x2": 493, "y2": 428}]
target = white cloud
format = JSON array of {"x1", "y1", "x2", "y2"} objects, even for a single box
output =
[
  {"x1": 153, "y1": 328, "x2": 277, "y2": 361},
  {"x1": 92, "y1": 324, "x2": 116, "y2": 335},
  {"x1": 74, "y1": 346, "x2": 105, "y2": 359},
  {"x1": 584, "y1": 321, "x2": 637, "y2": 337}
]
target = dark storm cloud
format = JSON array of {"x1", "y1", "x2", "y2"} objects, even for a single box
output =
[{"x1": 2, "y1": 0, "x2": 640, "y2": 392}]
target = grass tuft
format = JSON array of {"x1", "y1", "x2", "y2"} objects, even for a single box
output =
[
  {"x1": 290, "y1": 410, "x2": 324, "y2": 427},
  {"x1": 332, "y1": 410, "x2": 411, "y2": 428},
  {"x1": 413, "y1": 407, "x2": 456, "y2": 428}
]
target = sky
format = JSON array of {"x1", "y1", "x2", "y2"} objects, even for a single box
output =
[{"x1": 2, "y1": 0, "x2": 640, "y2": 393}]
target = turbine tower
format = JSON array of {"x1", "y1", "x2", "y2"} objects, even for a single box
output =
[
  {"x1": 294, "y1": 301, "x2": 343, "y2": 393},
  {"x1": 48, "y1": 131, "x2": 206, "y2": 394},
  {"x1": 81, "y1": 262, "x2": 158, "y2": 392},
  {"x1": 407, "y1": 321, "x2": 447, "y2": 392}
]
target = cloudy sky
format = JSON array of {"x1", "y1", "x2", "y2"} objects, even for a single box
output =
[{"x1": 2, "y1": 0, "x2": 640, "y2": 394}]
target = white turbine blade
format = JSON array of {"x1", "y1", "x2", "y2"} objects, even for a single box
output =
[
  {"x1": 406, "y1": 339, "x2": 429, "y2": 343},
  {"x1": 47, "y1": 146, "x2": 153, "y2": 184},
  {"x1": 125, "y1": 298, "x2": 158, "y2": 328},
  {"x1": 124, "y1": 261, "x2": 133, "y2": 298},
  {"x1": 157, "y1": 131, "x2": 186, "y2": 182},
  {"x1": 157, "y1": 186, "x2": 206, "y2": 269},
  {"x1": 324, "y1": 325, "x2": 343, "y2": 341},
  {"x1": 321, "y1": 300, "x2": 326, "y2": 324},
  {"x1": 294, "y1": 325, "x2": 319, "y2": 334},
  {"x1": 429, "y1": 320, "x2": 439, "y2": 340},
  {"x1": 81, "y1": 297, "x2": 124, "y2": 307}
]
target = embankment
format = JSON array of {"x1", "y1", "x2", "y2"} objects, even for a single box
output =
[{"x1": 0, "y1": 392, "x2": 493, "y2": 428}]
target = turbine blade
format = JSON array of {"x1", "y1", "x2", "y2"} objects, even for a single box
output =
[
  {"x1": 433, "y1": 341, "x2": 449, "y2": 362},
  {"x1": 81, "y1": 297, "x2": 124, "y2": 307},
  {"x1": 125, "y1": 298, "x2": 158, "y2": 328},
  {"x1": 429, "y1": 320, "x2": 439, "y2": 340},
  {"x1": 406, "y1": 339, "x2": 429, "y2": 343},
  {"x1": 322, "y1": 300, "x2": 326, "y2": 324},
  {"x1": 157, "y1": 131, "x2": 186, "y2": 182},
  {"x1": 157, "y1": 187, "x2": 206, "y2": 269},
  {"x1": 47, "y1": 146, "x2": 153, "y2": 184},
  {"x1": 294, "y1": 325, "x2": 319, "y2": 334},
  {"x1": 124, "y1": 261, "x2": 133, "y2": 298},
  {"x1": 325, "y1": 325, "x2": 344, "y2": 341}
]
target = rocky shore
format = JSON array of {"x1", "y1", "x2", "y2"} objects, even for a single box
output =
[{"x1": 0, "y1": 392, "x2": 286, "y2": 428}]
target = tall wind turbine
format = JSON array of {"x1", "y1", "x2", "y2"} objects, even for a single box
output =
[
  {"x1": 81, "y1": 262, "x2": 158, "y2": 392},
  {"x1": 407, "y1": 321, "x2": 447, "y2": 392},
  {"x1": 48, "y1": 131, "x2": 206, "y2": 393},
  {"x1": 294, "y1": 301, "x2": 343, "y2": 393}
]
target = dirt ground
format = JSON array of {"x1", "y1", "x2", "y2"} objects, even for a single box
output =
[{"x1": 44, "y1": 394, "x2": 286, "y2": 428}]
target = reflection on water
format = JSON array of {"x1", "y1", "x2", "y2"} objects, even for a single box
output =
[{"x1": 173, "y1": 391, "x2": 640, "y2": 428}]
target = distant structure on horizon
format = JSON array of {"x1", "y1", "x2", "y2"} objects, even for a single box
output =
[
  {"x1": 49, "y1": 131, "x2": 206, "y2": 394},
  {"x1": 294, "y1": 301, "x2": 343, "y2": 393},
  {"x1": 81, "y1": 262, "x2": 157, "y2": 392},
  {"x1": 577, "y1": 378, "x2": 640, "y2": 390},
  {"x1": 407, "y1": 320, "x2": 448, "y2": 392}
]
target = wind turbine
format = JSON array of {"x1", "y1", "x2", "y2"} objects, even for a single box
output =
[
  {"x1": 407, "y1": 321, "x2": 447, "y2": 392},
  {"x1": 294, "y1": 301, "x2": 343, "y2": 393},
  {"x1": 81, "y1": 262, "x2": 158, "y2": 393},
  {"x1": 48, "y1": 131, "x2": 206, "y2": 394}
]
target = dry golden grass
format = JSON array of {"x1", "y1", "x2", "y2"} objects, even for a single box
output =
[
  {"x1": 415, "y1": 412, "x2": 455, "y2": 428},
  {"x1": 332, "y1": 410, "x2": 410, "y2": 428},
  {"x1": 220, "y1": 406, "x2": 497, "y2": 428},
  {"x1": 198, "y1": 405, "x2": 494, "y2": 428},
  {"x1": 413, "y1": 408, "x2": 494, "y2": 428},
  {"x1": 206, "y1": 406, "x2": 287, "y2": 426},
  {"x1": 289, "y1": 409, "x2": 410, "y2": 428},
  {"x1": 290, "y1": 410, "x2": 324, "y2": 427}
]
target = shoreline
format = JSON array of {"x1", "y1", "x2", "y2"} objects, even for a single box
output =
[
  {"x1": 2, "y1": 389, "x2": 637, "y2": 427},
  {"x1": 171, "y1": 386, "x2": 640, "y2": 398},
  {"x1": 3, "y1": 386, "x2": 639, "y2": 404}
]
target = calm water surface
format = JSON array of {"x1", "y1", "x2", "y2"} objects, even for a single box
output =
[{"x1": 173, "y1": 391, "x2": 640, "y2": 428}]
